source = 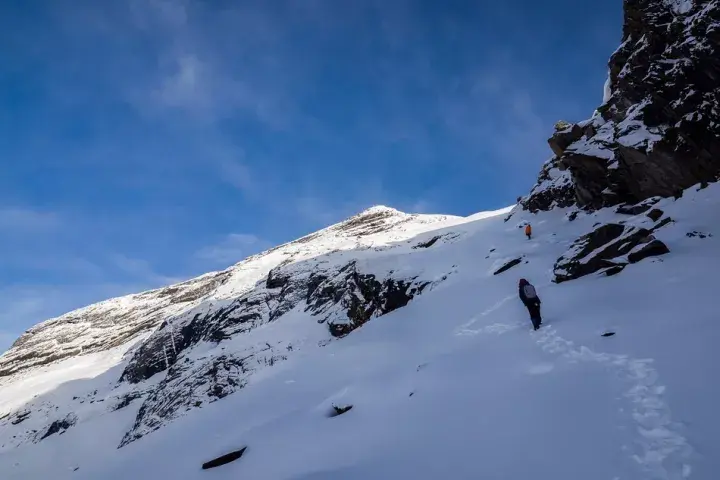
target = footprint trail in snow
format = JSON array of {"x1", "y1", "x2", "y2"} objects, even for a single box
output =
[{"x1": 458, "y1": 315, "x2": 693, "y2": 480}]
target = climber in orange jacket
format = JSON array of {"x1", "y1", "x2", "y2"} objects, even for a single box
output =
[{"x1": 525, "y1": 224, "x2": 532, "y2": 240}]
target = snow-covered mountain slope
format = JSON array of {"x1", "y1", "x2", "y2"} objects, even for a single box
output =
[
  {"x1": 0, "y1": 182, "x2": 718, "y2": 479},
  {"x1": 0, "y1": 206, "x2": 473, "y2": 442},
  {"x1": 2, "y1": 1, "x2": 720, "y2": 478},
  {"x1": 0, "y1": 206, "x2": 462, "y2": 380}
]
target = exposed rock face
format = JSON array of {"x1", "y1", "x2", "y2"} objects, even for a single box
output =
[
  {"x1": 647, "y1": 208, "x2": 665, "y2": 222},
  {"x1": 628, "y1": 239, "x2": 671, "y2": 263},
  {"x1": 522, "y1": 157, "x2": 576, "y2": 212},
  {"x1": 118, "y1": 258, "x2": 430, "y2": 445},
  {"x1": 38, "y1": 414, "x2": 77, "y2": 442},
  {"x1": 616, "y1": 196, "x2": 661, "y2": 215},
  {"x1": 553, "y1": 223, "x2": 669, "y2": 283},
  {"x1": 114, "y1": 256, "x2": 433, "y2": 445},
  {"x1": 524, "y1": 0, "x2": 720, "y2": 212}
]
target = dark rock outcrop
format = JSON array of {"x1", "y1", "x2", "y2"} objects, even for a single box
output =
[
  {"x1": 119, "y1": 352, "x2": 268, "y2": 447},
  {"x1": 553, "y1": 223, "x2": 658, "y2": 283},
  {"x1": 38, "y1": 414, "x2": 77, "y2": 442},
  {"x1": 628, "y1": 239, "x2": 670, "y2": 263},
  {"x1": 521, "y1": 157, "x2": 576, "y2": 212},
  {"x1": 493, "y1": 257, "x2": 524, "y2": 275},
  {"x1": 616, "y1": 197, "x2": 661, "y2": 215},
  {"x1": 548, "y1": 123, "x2": 584, "y2": 157},
  {"x1": 328, "y1": 404, "x2": 353, "y2": 418},
  {"x1": 523, "y1": 0, "x2": 720, "y2": 212},
  {"x1": 307, "y1": 262, "x2": 429, "y2": 338},
  {"x1": 202, "y1": 447, "x2": 248, "y2": 470},
  {"x1": 10, "y1": 411, "x2": 31, "y2": 426},
  {"x1": 647, "y1": 208, "x2": 664, "y2": 222},
  {"x1": 413, "y1": 235, "x2": 442, "y2": 249}
]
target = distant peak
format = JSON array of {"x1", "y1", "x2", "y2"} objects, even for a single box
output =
[{"x1": 357, "y1": 205, "x2": 402, "y2": 216}]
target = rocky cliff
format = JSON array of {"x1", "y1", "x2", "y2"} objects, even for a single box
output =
[{"x1": 524, "y1": 0, "x2": 720, "y2": 213}]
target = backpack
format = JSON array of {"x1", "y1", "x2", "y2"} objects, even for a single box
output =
[{"x1": 523, "y1": 284, "x2": 537, "y2": 299}]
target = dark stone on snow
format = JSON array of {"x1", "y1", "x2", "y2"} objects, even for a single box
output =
[
  {"x1": 628, "y1": 240, "x2": 670, "y2": 264},
  {"x1": 493, "y1": 257, "x2": 523, "y2": 276},
  {"x1": 601, "y1": 332, "x2": 616, "y2": 337},
  {"x1": 553, "y1": 223, "x2": 654, "y2": 283},
  {"x1": 201, "y1": 446, "x2": 247, "y2": 470},
  {"x1": 328, "y1": 404, "x2": 353, "y2": 418},
  {"x1": 652, "y1": 217, "x2": 674, "y2": 232},
  {"x1": 567, "y1": 210, "x2": 579, "y2": 222},
  {"x1": 647, "y1": 208, "x2": 664, "y2": 222},
  {"x1": 413, "y1": 235, "x2": 441, "y2": 249},
  {"x1": 10, "y1": 411, "x2": 31, "y2": 425},
  {"x1": 687, "y1": 230, "x2": 712, "y2": 239}
]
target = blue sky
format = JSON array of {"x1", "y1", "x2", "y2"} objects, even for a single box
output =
[{"x1": 0, "y1": 0, "x2": 622, "y2": 350}]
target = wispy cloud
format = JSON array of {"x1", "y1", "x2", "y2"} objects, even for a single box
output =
[
  {"x1": 0, "y1": 207, "x2": 61, "y2": 231},
  {"x1": 195, "y1": 233, "x2": 272, "y2": 266}
]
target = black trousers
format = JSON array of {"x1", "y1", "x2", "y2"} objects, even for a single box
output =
[{"x1": 526, "y1": 302, "x2": 542, "y2": 329}]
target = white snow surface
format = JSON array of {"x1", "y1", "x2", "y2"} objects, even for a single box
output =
[
  {"x1": 666, "y1": 0, "x2": 694, "y2": 14},
  {"x1": 603, "y1": 70, "x2": 612, "y2": 103},
  {"x1": 1, "y1": 186, "x2": 720, "y2": 479}
]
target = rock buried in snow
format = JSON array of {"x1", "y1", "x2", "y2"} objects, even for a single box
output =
[
  {"x1": 493, "y1": 257, "x2": 523, "y2": 275},
  {"x1": 627, "y1": 240, "x2": 670, "y2": 264},
  {"x1": 413, "y1": 235, "x2": 441, "y2": 249},
  {"x1": 202, "y1": 446, "x2": 248, "y2": 470},
  {"x1": 601, "y1": 265, "x2": 626, "y2": 277},
  {"x1": 327, "y1": 404, "x2": 353, "y2": 418},
  {"x1": 601, "y1": 332, "x2": 616, "y2": 337}
]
